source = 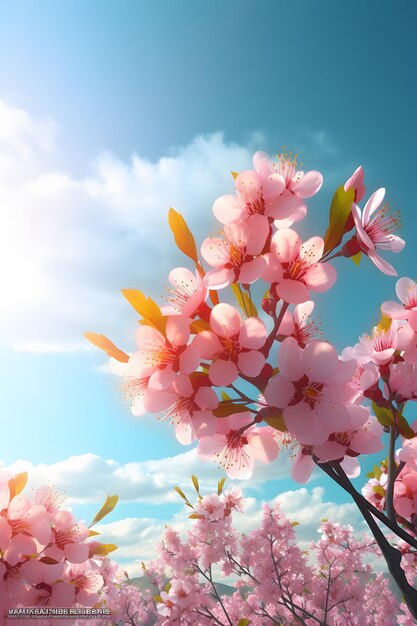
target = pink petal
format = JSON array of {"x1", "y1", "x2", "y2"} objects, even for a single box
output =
[
  {"x1": 284, "y1": 405, "x2": 329, "y2": 445},
  {"x1": 239, "y1": 317, "x2": 267, "y2": 350},
  {"x1": 213, "y1": 194, "x2": 244, "y2": 224},
  {"x1": 195, "y1": 386, "x2": 219, "y2": 410},
  {"x1": 143, "y1": 389, "x2": 176, "y2": 413},
  {"x1": 304, "y1": 262, "x2": 337, "y2": 292},
  {"x1": 148, "y1": 366, "x2": 176, "y2": 390},
  {"x1": 64, "y1": 542, "x2": 90, "y2": 564},
  {"x1": 262, "y1": 173, "x2": 285, "y2": 201},
  {"x1": 235, "y1": 170, "x2": 263, "y2": 205},
  {"x1": 314, "y1": 440, "x2": 347, "y2": 462},
  {"x1": 238, "y1": 350, "x2": 265, "y2": 377},
  {"x1": 239, "y1": 257, "x2": 266, "y2": 284},
  {"x1": 381, "y1": 300, "x2": 407, "y2": 319},
  {"x1": 136, "y1": 324, "x2": 165, "y2": 351},
  {"x1": 271, "y1": 228, "x2": 301, "y2": 261},
  {"x1": 291, "y1": 450, "x2": 314, "y2": 483},
  {"x1": 363, "y1": 188, "x2": 385, "y2": 224},
  {"x1": 294, "y1": 301, "x2": 314, "y2": 326},
  {"x1": 262, "y1": 252, "x2": 284, "y2": 283},
  {"x1": 276, "y1": 278, "x2": 309, "y2": 304},
  {"x1": 278, "y1": 337, "x2": 304, "y2": 381},
  {"x1": 203, "y1": 267, "x2": 235, "y2": 289},
  {"x1": 244, "y1": 214, "x2": 270, "y2": 255},
  {"x1": 175, "y1": 422, "x2": 194, "y2": 445},
  {"x1": 179, "y1": 344, "x2": 201, "y2": 374},
  {"x1": 302, "y1": 341, "x2": 338, "y2": 383},
  {"x1": 247, "y1": 429, "x2": 279, "y2": 462},
  {"x1": 210, "y1": 303, "x2": 241, "y2": 337},
  {"x1": 166, "y1": 316, "x2": 190, "y2": 347},
  {"x1": 253, "y1": 151, "x2": 272, "y2": 178},
  {"x1": 198, "y1": 434, "x2": 226, "y2": 459},
  {"x1": 193, "y1": 330, "x2": 222, "y2": 358},
  {"x1": 396, "y1": 277, "x2": 417, "y2": 305},
  {"x1": 264, "y1": 375, "x2": 295, "y2": 408},
  {"x1": 209, "y1": 359, "x2": 239, "y2": 386},
  {"x1": 201, "y1": 237, "x2": 230, "y2": 267},
  {"x1": 368, "y1": 251, "x2": 397, "y2": 276},
  {"x1": 299, "y1": 236, "x2": 324, "y2": 264},
  {"x1": 291, "y1": 170, "x2": 323, "y2": 198},
  {"x1": 172, "y1": 373, "x2": 193, "y2": 397},
  {"x1": 340, "y1": 456, "x2": 360, "y2": 478},
  {"x1": 168, "y1": 267, "x2": 198, "y2": 291}
]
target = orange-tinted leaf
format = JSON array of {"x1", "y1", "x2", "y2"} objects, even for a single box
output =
[
  {"x1": 88, "y1": 529, "x2": 101, "y2": 537},
  {"x1": 231, "y1": 171, "x2": 239, "y2": 180},
  {"x1": 231, "y1": 283, "x2": 257, "y2": 317},
  {"x1": 209, "y1": 289, "x2": 220, "y2": 306},
  {"x1": 84, "y1": 333, "x2": 129, "y2": 363},
  {"x1": 122, "y1": 289, "x2": 166, "y2": 334},
  {"x1": 190, "y1": 319, "x2": 211, "y2": 333},
  {"x1": 217, "y1": 477, "x2": 226, "y2": 495},
  {"x1": 8, "y1": 472, "x2": 28, "y2": 500},
  {"x1": 191, "y1": 475, "x2": 200, "y2": 494},
  {"x1": 168, "y1": 208, "x2": 198, "y2": 263}
]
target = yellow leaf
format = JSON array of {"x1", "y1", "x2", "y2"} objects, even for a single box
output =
[
  {"x1": 217, "y1": 477, "x2": 226, "y2": 495},
  {"x1": 84, "y1": 333, "x2": 129, "y2": 363},
  {"x1": 188, "y1": 513, "x2": 202, "y2": 519},
  {"x1": 323, "y1": 185, "x2": 355, "y2": 254},
  {"x1": 191, "y1": 475, "x2": 200, "y2": 494},
  {"x1": 291, "y1": 521, "x2": 300, "y2": 527},
  {"x1": 377, "y1": 313, "x2": 392, "y2": 332},
  {"x1": 174, "y1": 486, "x2": 188, "y2": 501},
  {"x1": 351, "y1": 251, "x2": 362, "y2": 266},
  {"x1": 231, "y1": 283, "x2": 258, "y2": 317},
  {"x1": 168, "y1": 208, "x2": 198, "y2": 263},
  {"x1": 231, "y1": 171, "x2": 239, "y2": 180},
  {"x1": 373, "y1": 485, "x2": 386, "y2": 497},
  {"x1": 153, "y1": 595, "x2": 163, "y2": 603},
  {"x1": 90, "y1": 543, "x2": 118, "y2": 556},
  {"x1": 190, "y1": 319, "x2": 211, "y2": 333},
  {"x1": 221, "y1": 390, "x2": 232, "y2": 401},
  {"x1": 122, "y1": 289, "x2": 166, "y2": 334},
  {"x1": 88, "y1": 529, "x2": 101, "y2": 537},
  {"x1": 90, "y1": 495, "x2": 119, "y2": 527}
]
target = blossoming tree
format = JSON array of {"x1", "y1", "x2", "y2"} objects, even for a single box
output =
[{"x1": 86, "y1": 149, "x2": 417, "y2": 617}]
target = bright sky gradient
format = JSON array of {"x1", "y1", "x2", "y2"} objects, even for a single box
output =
[{"x1": 0, "y1": 0, "x2": 416, "y2": 575}]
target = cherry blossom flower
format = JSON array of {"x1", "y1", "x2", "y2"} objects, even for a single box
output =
[
  {"x1": 263, "y1": 228, "x2": 337, "y2": 304},
  {"x1": 343, "y1": 321, "x2": 399, "y2": 365},
  {"x1": 194, "y1": 303, "x2": 267, "y2": 386},
  {"x1": 264, "y1": 338, "x2": 360, "y2": 445},
  {"x1": 197, "y1": 413, "x2": 279, "y2": 478},
  {"x1": 394, "y1": 468, "x2": 417, "y2": 519},
  {"x1": 344, "y1": 165, "x2": 366, "y2": 203},
  {"x1": 351, "y1": 188, "x2": 405, "y2": 276},
  {"x1": 201, "y1": 214, "x2": 269, "y2": 289},
  {"x1": 278, "y1": 300, "x2": 321, "y2": 347},
  {"x1": 131, "y1": 317, "x2": 201, "y2": 391},
  {"x1": 382, "y1": 277, "x2": 417, "y2": 331},
  {"x1": 143, "y1": 373, "x2": 219, "y2": 444},
  {"x1": 161, "y1": 267, "x2": 208, "y2": 317}
]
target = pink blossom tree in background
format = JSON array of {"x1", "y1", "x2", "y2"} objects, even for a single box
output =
[
  {"x1": 105, "y1": 478, "x2": 416, "y2": 626},
  {"x1": 86, "y1": 149, "x2": 417, "y2": 618}
]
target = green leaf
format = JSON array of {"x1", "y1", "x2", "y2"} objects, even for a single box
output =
[
  {"x1": 218, "y1": 477, "x2": 226, "y2": 495},
  {"x1": 371, "y1": 402, "x2": 394, "y2": 428},
  {"x1": 153, "y1": 595, "x2": 163, "y2": 603},
  {"x1": 90, "y1": 495, "x2": 119, "y2": 527},
  {"x1": 213, "y1": 402, "x2": 250, "y2": 417},
  {"x1": 323, "y1": 185, "x2": 355, "y2": 254},
  {"x1": 263, "y1": 410, "x2": 288, "y2": 432},
  {"x1": 237, "y1": 620, "x2": 251, "y2": 626}
]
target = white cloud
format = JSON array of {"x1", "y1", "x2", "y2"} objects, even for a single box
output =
[
  {"x1": 0, "y1": 99, "x2": 341, "y2": 353},
  {"x1": 0, "y1": 99, "x2": 256, "y2": 351},
  {"x1": 2, "y1": 448, "x2": 291, "y2": 505}
]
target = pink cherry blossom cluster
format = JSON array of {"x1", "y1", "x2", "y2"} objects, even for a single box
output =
[
  {"x1": 104, "y1": 480, "x2": 412, "y2": 626},
  {"x1": 89, "y1": 149, "x2": 417, "y2": 614},
  {"x1": 0, "y1": 470, "x2": 121, "y2": 622}
]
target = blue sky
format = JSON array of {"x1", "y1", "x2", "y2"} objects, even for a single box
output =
[{"x1": 0, "y1": 0, "x2": 416, "y2": 575}]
